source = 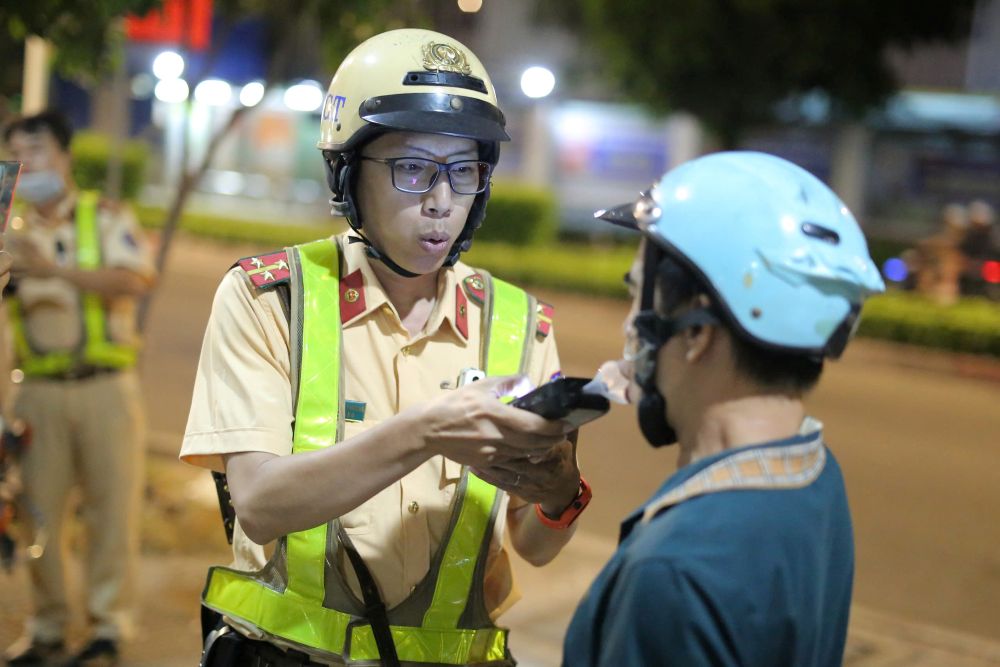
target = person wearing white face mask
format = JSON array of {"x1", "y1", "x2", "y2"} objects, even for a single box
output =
[
  {"x1": 1, "y1": 110, "x2": 157, "y2": 667},
  {"x1": 182, "y1": 29, "x2": 589, "y2": 667}
]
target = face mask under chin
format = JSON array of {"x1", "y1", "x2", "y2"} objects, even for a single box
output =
[
  {"x1": 635, "y1": 343, "x2": 678, "y2": 448},
  {"x1": 16, "y1": 170, "x2": 66, "y2": 204}
]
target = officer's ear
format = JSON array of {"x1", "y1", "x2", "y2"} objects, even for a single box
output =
[{"x1": 684, "y1": 295, "x2": 715, "y2": 364}]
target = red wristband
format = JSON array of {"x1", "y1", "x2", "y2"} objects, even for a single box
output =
[{"x1": 535, "y1": 477, "x2": 592, "y2": 529}]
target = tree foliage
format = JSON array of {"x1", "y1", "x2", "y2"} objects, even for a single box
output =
[
  {"x1": 545, "y1": 0, "x2": 978, "y2": 147},
  {"x1": 0, "y1": 0, "x2": 161, "y2": 79},
  {"x1": 211, "y1": 0, "x2": 426, "y2": 83}
]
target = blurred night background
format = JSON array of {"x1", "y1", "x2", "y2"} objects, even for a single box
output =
[{"x1": 1, "y1": 1, "x2": 998, "y2": 665}]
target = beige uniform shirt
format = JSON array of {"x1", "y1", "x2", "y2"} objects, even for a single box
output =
[
  {"x1": 8, "y1": 191, "x2": 155, "y2": 352},
  {"x1": 182, "y1": 233, "x2": 562, "y2": 618}
]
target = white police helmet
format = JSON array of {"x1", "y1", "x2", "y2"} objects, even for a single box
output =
[{"x1": 318, "y1": 29, "x2": 508, "y2": 274}]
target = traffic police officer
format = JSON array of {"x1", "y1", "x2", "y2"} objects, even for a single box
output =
[
  {"x1": 182, "y1": 29, "x2": 590, "y2": 666},
  {"x1": 2, "y1": 110, "x2": 156, "y2": 667}
]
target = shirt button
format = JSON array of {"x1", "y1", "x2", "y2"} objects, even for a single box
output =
[
  {"x1": 408, "y1": 501, "x2": 420, "y2": 514},
  {"x1": 401, "y1": 346, "x2": 412, "y2": 356}
]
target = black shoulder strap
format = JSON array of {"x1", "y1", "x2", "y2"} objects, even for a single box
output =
[
  {"x1": 274, "y1": 282, "x2": 292, "y2": 326},
  {"x1": 211, "y1": 472, "x2": 236, "y2": 545},
  {"x1": 337, "y1": 524, "x2": 400, "y2": 667}
]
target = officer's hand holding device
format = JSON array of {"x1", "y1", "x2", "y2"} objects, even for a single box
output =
[{"x1": 458, "y1": 368, "x2": 611, "y2": 429}]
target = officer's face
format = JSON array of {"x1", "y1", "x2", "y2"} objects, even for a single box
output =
[{"x1": 357, "y1": 131, "x2": 478, "y2": 275}]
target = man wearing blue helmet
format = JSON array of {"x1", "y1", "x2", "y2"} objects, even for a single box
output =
[{"x1": 562, "y1": 152, "x2": 885, "y2": 666}]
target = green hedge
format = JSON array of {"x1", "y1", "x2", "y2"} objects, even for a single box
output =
[
  {"x1": 135, "y1": 183, "x2": 555, "y2": 247},
  {"x1": 135, "y1": 205, "x2": 345, "y2": 247},
  {"x1": 71, "y1": 131, "x2": 149, "y2": 200},
  {"x1": 476, "y1": 182, "x2": 558, "y2": 246},
  {"x1": 134, "y1": 206, "x2": 1000, "y2": 357},
  {"x1": 857, "y1": 292, "x2": 1000, "y2": 357},
  {"x1": 465, "y1": 241, "x2": 632, "y2": 298}
]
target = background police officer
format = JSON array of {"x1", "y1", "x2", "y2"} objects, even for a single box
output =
[{"x1": 2, "y1": 110, "x2": 156, "y2": 667}]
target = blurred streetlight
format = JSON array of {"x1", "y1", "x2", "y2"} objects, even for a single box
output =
[
  {"x1": 194, "y1": 79, "x2": 233, "y2": 106},
  {"x1": 520, "y1": 66, "x2": 555, "y2": 98},
  {"x1": 239, "y1": 81, "x2": 266, "y2": 107},
  {"x1": 153, "y1": 51, "x2": 185, "y2": 80},
  {"x1": 154, "y1": 78, "x2": 190, "y2": 103},
  {"x1": 284, "y1": 81, "x2": 324, "y2": 112},
  {"x1": 458, "y1": 0, "x2": 483, "y2": 11}
]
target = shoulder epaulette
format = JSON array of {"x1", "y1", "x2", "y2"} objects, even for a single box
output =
[
  {"x1": 236, "y1": 250, "x2": 291, "y2": 288},
  {"x1": 462, "y1": 273, "x2": 486, "y2": 307}
]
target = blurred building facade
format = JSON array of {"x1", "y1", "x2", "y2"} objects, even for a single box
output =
[{"x1": 32, "y1": 0, "x2": 1000, "y2": 240}]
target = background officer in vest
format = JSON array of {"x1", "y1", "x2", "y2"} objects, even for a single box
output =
[
  {"x1": 0, "y1": 110, "x2": 156, "y2": 667},
  {"x1": 182, "y1": 29, "x2": 589, "y2": 666},
  {"x1": 562, "y1": 152, "x2": 885, "y2": 666}
]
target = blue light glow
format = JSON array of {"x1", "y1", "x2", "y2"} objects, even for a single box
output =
[{"x1": 883, "y1": 257, "x2": 908, "y2": 282}]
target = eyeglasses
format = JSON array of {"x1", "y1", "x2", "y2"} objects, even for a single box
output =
[{"x1": 360, "y1": 156, "x2": 492, "y2": 195}]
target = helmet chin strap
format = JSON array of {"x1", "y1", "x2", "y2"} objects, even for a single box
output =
[
  {"x1": 635, "y1": 349, "x2": 678, "y2": 447},
  {"x1": 636, "y1": 241, "x2": 676, "y2": 447},
  {"x1": 633, "y1": 243, "x2": 722, "y2": 448},
  {"x1": 345, "y1": 233, "x2": 421, "y2": 279}
]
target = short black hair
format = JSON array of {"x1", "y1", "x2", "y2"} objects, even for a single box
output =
[
  {"x1": 653, "y1": 251, "x2": 823, "y2": 394},
  {"x1": 3, "y1": 110, "x2": 74, "y2": 151}
]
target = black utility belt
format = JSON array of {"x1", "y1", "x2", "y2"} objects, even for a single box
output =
[
  {"x1": 38, "y1": 365, "x2": 122, "y2": 382},
  {"x1": 209, "y1": 627, "x2": 327, "y2": 667}
]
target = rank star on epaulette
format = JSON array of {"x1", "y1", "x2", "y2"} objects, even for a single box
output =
[
  {"x1": 463, "y1": 273, "x2": 486, "y2": 306},
  {"x1": 536, "y1": 301, "x2": 554, "y2": 340},
  {"x1": 237, "y1": 251, "x2": 291, "y2": 288}
]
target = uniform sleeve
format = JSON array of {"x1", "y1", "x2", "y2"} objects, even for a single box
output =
[
  {"x1": 180, "y1": 268, "x2": 294, "y2": 472},
  {"x1": 595, "y1": 559, "x2": 739, "y2": 667},
  {"x1": 99, "y1": 203, "x2": 156, "y2": 278}
]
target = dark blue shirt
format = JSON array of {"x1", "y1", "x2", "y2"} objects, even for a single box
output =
[{"x1": 563, "y1": 429, "x2": 853, "y2": 667}]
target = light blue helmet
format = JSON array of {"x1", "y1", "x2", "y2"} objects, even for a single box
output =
[{"x1": 597, "y1": 151, "x2": 885, "y2": 358}]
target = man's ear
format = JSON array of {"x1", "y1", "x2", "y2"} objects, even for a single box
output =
[{"x1": 684, "y1": 294, "x2": 715, "y2": 363}]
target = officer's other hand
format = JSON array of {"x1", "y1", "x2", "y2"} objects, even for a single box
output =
[
  {"x1": 471, "y1": 435, "x2": 580, "y2": 508},
  {"x1": 416, "y1": 375, "x2": 572, "y2": 467}
]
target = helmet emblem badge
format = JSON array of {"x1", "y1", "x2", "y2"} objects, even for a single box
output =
[{"x1": 422, "y1": 42, "x2": 472, "y2": 74}]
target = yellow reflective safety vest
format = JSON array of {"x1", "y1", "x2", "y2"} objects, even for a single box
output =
[
  {"x1": 6, "y1": 191, "x2": 138, "y2": 377},
  {"x1": 203, "y1": 237, "x2": 541, "y2": 665}
]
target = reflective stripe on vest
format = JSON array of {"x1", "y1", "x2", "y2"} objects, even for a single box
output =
[
  {"x1": 6, "y1": 191, "x2": 137, "y2": 376},
  {"x1": 203, "y1": 239, "x2": 532, "y2": 665}
]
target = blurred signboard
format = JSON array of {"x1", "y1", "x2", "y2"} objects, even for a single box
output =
[
  {"x1": 126, "y1": 0, "x2": 213, "y2": 51},
  {"x1": 547, "y1": 101, "x2": 671, "y2": 232},
  {"x1": 913, "y1": 156, "x2": 1000, "y2": 206}
]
